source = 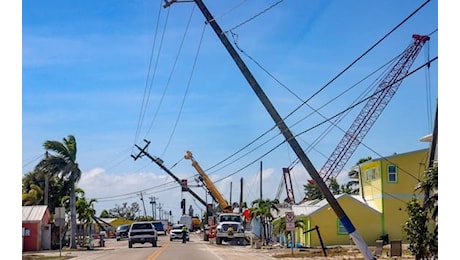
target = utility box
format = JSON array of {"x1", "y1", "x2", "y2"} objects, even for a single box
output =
[{"x1": 390, "y1": 240, "x2": 402, "y2": 257}]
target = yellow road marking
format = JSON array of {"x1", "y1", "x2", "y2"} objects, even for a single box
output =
[{"x1": 147, "y1": 240, "x2": 170, "y2": 260}]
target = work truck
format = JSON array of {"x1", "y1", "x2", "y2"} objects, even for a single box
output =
[{"x1": 184, "y1": 150, "x2": 247, "y2": 245}]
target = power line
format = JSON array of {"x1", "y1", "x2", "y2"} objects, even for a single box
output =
[
  {"x1": 133, "y1": 0, "x2": 167, "y2": 150},
  {"x1": 198, "y1": 1, "x2": 434, "y2": 180}
]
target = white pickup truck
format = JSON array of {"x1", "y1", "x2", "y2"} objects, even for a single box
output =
[
  {"x1": 215, "y1": 213, "x2": 247, "y2": 245},
  {"x1": 128, "y1": 221, "x2": 158, "y2": 248}
]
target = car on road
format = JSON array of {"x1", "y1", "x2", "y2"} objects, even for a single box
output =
[
  {"x1": 116, "y1": 224, "x2": 131, "y2": 241},
  {"x1": 169, "y1": 224, "x2": 189, "y2": 241},
  {"x1": 151, "y1": 221, "x2": 167, "y2": 236},
  {"x1": 128, "y1": 221, "x2": 158, "y2": 248}
]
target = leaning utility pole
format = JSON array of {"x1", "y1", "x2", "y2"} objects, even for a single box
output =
[
  {"x1": 164, "y1": 1, "x2": 374, "y2": 259},
  {"x1": 132, "y1": 139, "x2": 217, "y2": 216},
  {"x1": 428, "y1": 102, "x2": 438, "y2": 168}
]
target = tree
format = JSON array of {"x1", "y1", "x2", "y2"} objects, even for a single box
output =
[
  {"x1": 76, "y1": 193, "x2": 97, "y2": 247},
  {"x1": 99, "y1": 209, "x2": 113, "y2": 218},
  {"x1": 328, "y1": 177, "x2": 340, "y2": 195},
  {"x1": 250, "y1": 198, "x2": 279, "y2": 245},
  {"x1": 303, "y1": 177, "x2": 341, "y2": 201},
  {"x1": 22, "y1": 167, "x2": 70, "y2": 214},
  {"x1": 303, "y1": 179, "x2": 323, "y2": 200},
  {"x1": 22, "y1": 183, "x2": 44, "y2": 206},
  {"x1": 109, "y1": 202, "x2": 141, "y2": 220},
  {"x1": 272, "y1": 217, "x2": 304, "y2": 246},
  {"x1": 403, "y1": 162, "x2": 437, "y2": 259},
  {"x1": 39, "y1": 135, "x2": 82, "y2": 249}
]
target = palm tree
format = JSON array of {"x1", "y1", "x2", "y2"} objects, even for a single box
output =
[
  {"x1": 23, "y1": 166, "x2": 68, "y2": 213},
  {"x1": 22, "y1": 183, "x2": 44, "y2": 206},
  {"x1": 76, "y1": 193, "x2": 97, "y2": 248},
  {"x1": 250, "y1": 198, "x2": 280, "y2": 245},
  {"x1": 61, "y1": 188, "x2": 96, "y2": 247},
  {"x1": 39, "y1": 135, "x2": 81, "y2": 249},
  {"x1": 344, "y1": 157, "x2": 372, "y2": 195}
]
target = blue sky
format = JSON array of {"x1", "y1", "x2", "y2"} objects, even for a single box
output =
[{"x1": 20, "y1": 0, "x2": 441, "y2": 224}]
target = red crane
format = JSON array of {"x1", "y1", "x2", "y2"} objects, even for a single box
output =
[
  {"x1": 319, "y1": 34, "x2": 430, "y2": 181},
  {"x1": 275, "y1": 167, "x2": 296, "y2": 206}
]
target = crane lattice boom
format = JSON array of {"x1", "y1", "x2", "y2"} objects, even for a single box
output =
[{"x1": 319, "y1": 34, "x2": 430, "y2": 180}]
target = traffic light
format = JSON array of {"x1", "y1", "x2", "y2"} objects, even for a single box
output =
[
  {"x1": 181, "y1": 179, "x2": 188, "y2": 191},
  {"x1": 181, "y1": 198, "x2": 186, "y2": 215}
]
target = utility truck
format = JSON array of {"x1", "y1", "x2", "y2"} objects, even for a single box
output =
[{"x1": 184, "y1": 150, "x2": 247, "y2": 245}]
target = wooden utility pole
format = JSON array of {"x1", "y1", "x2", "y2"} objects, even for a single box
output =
[
  {"x1": 139, "y1": 192, "x2": 147, "y2": 217},
  {"x1": 229, "y1": 181, "x2": 232, "y2": 206},
  {"x1": 428, "y1": 102, "x2": 438, "y2": 168},
  {"x1": 132, "y1": 139, "x2": 216, "y2": 215},
  {"x1": 259, "y1": 161, "x2": 263, "y2": 200},
  {"x1": 44, "y1": 151, "x2": 49, "y2": 206},
  {"x1": 239, "y1": 178, "x2": 243, "y2": 214}
]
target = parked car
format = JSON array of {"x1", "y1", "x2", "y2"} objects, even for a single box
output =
[
  {"x1": 151, "y1": 221, "x2": 167, "y2": 236},
  {"x1": 116, "y1": 224, "x2": 130, "y2": 241},
  {"x1": 170, "y1": 224, "x2": 189, "y2": 241},
  {"x1": 128, "y1": 221, "x2": 158, "y2": 248}
]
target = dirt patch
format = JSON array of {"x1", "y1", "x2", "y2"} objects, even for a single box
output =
[{"x1": 259, "y1": 245, "x2": 415, "y2": 259}]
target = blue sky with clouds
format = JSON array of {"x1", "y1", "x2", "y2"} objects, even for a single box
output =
[{"x1": 21, "y1": 1, "x2": 439, "y2": 221}]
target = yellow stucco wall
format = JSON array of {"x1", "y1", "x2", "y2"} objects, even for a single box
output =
[
  {"x1": 298, "y1": 195, "x2": 381, "y2": 247},
  {"x1": 361, "y1": 161, "x2": 383, "y2": 211},
  {"x1": 380, "y1": 149, "x2": 428, "y2": 242},
  {"x1": 361, "y1": 149, "x2": 428, "y2": 243}
]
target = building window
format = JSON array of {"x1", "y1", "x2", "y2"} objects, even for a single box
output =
[
  {"x1": 388, "y1": 165, "x2": 397, "y2": 183},
  {"x1": 23, "y1": 228, "x2": 30, "y2": 236},
  {"x1": 365, "y1": 168, "x2": 379, "y2": 181},
  {"x1": 365, "y1": 169, "x2": 371, "y2": 182},
  {"x1": 337, "y1": 220, "x2": 347, "y2": 235}
]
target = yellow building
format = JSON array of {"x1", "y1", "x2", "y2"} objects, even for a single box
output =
[
  {"x1": 358, "y1": 148, "x2": 429, "y2": 243},
  {"x1": 292, "y1": 194, "x2": 381, "y2": 247},
  {"x1": 287, "y1": 148, "x2": 429, "y2": 247}
]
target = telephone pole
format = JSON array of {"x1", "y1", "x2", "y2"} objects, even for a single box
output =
[
  {"x1": 164, "y1": 1, "x2": 374, "y2": 258},
  {"x1": 139, "y1": 192, "x2": 147, "y2": 217},
  {"x1": 150, "y1": 196, "x2": 157, "y2": 220},
  {"x1": 132, "y1": 139, "x2": 216, "y2": 216}
]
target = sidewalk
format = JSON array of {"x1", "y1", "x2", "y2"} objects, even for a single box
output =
[{"x1": 22, "y1": 239, "x2": 113, "y2": 259}]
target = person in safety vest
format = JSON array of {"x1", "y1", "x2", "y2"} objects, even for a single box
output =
[{"x1": 181, "y1": 225, "x2": 188, "y2": 243}]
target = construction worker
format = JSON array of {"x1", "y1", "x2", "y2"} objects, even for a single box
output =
[{"x1": 181, "y1": 225, "x2": 188, "y2": 243}]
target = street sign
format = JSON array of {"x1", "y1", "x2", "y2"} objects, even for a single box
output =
[
  {"x1": 55, "y1": 207, "x2": 65, "y2": 227},
  {"x1": 285, "y1": 211, "x2": 295, "y2": 231}
]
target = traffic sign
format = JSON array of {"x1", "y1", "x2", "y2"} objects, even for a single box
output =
[{"x1": 285, "y1": 211, "x2": 295, "y2": 231}]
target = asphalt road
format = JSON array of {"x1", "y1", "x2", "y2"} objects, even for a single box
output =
[
  {"x1": 23, "y1": 232, "x2": 416, "y2": 259},
  {"x1": 22, "y1": 232, "x2": 278, "y2": 260}
]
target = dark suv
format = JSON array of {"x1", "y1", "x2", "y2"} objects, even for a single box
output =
[
  {"x1": 128, "y1": 221, "x2": 158, "y2": 248},
  {"x1": 116, "y1": 224, "x2": 130, "y2": 241},
  {"x1": 151, "y1": 221, "x2": 167, "y2": 236}
]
